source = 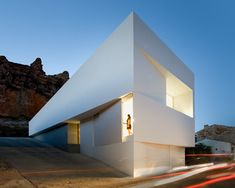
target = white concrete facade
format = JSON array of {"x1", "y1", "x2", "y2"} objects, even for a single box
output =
[{"x1": 29, "y1": 12, "x2": 195, "y2": 177}]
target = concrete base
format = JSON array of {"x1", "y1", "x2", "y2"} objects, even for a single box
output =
[{"x1": 134, "y1": 142, "x2": 185, "y2": 177}]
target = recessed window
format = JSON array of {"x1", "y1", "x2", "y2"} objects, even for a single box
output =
[
  {"x1": 166, "y1": 76, "x2": 193, "y2": 117},
  {"x1": 143, "y1": 50, "x2": 194, "y2": 118}
]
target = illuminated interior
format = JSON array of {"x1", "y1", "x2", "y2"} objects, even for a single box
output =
[
  {"x1": 166, "y1": 76, "x2": 193, "y2": 117},
  {"x1": 143, "y1": 51, "x2": 193, "y2": 118},
  {"x1": 166, "y1": 94, "x2": 174, "y2": 108},
  {"x1": 67, "y1": 122, "x2": 80, "y2": 144},
  {"x1": 121, "y1": 93, "x2": 133, "y2": 140}
]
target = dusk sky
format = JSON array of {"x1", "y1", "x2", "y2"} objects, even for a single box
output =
[{"x1": 1, "y1": 0, "x2": 235, "y2": 131}]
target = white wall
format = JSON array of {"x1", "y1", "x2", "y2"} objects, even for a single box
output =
[
  {"x1": 133, "y1": 93, "x2": 194, "y2": 147},
  {"x1": 134, "y1": 142, "x2": 184, "y2": 177},
  {"x1": 94, "y1": 140, "x2": 134, "y2": 176},
  {"x1": 133, "y1": 13, "x2": 194, "y2": 89},
  {"x1": 80, "y1": 120, "x2": 94, "y2": 157},
  {"x1": 80, "y1": 102, "x2": 134, "y2": 176},
  {"x1": 29, "y1": 13, "x2": 134, "y2": 135},
  {"x1": 133, "y1": 46, "x2": 166, "y2": 105},
  {"x1": 133, "y1": 13, "x2": 194, "y2": 148},
  {"x1": 94, "y1": 101, "x2": 122, "y2": 146},
  {"x1": 170, "y1": 146, "x2": 185, "y2": 167}
]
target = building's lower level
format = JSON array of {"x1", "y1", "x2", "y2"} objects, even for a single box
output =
[{"x1": 32, "y1": 94, "x2": 186, "y2": 177}]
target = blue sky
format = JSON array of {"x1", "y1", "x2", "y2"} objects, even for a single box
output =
[{"x1": 1, "y1": 0, "x2": 235, "y2": 131}]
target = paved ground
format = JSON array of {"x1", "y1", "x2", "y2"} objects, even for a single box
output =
[
  {"x1": 0, "y1": 137, "x2": 139, "y2": 188},
  {"x1": 1, "y1": 137, "x2": 235, "y2": 188}
]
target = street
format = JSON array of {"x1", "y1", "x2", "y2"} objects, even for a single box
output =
[
  {"x1": 0, "y1": 137, "x2": 235, "y2": 188},
  {"x1": 156, "y1": 163, "x2": 235, "y2": 188}
]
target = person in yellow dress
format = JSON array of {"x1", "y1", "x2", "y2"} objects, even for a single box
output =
[{"x1": 126, "y1": 114, "x2": 132, "y2": 135}]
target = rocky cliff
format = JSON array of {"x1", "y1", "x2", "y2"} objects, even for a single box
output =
[
  {"x1": 196, "y1": 124, "x2": 235, "y2": 145},
  {"x1": 0, "y1": 56, "x2": 69, "y2": 136}
]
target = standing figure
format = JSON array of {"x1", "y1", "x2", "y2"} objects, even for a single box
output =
[{"x1": 126, "y1": 114, "x2": 132, "y2": 135}]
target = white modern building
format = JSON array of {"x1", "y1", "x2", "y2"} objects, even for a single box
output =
[{"x1": 29, "y1": 12, "x2": 195, "y2": 177}]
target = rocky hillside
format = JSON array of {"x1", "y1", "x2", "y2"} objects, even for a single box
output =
[
  {"x1": 0, "y1": 56, "x2": 69, "y2": 136},
  {"x1": 196, "y1": 124, "x2": 235, "y2": 145}
]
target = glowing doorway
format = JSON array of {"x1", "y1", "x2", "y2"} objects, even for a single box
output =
[{"x1": 121, "y1": 94, "x2": 133, "y2": 141}]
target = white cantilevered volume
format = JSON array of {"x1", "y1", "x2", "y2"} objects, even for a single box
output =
[{"x1": 29, "y1": 12, "x2": 194, "y2": 177}]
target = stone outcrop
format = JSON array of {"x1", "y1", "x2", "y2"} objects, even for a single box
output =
[
  {"x1": 196, "y1": 124, "x2": 235, "y2": 145},
  {"x1": 0, "y1": 56, "x2": 69, "y2": 136}
]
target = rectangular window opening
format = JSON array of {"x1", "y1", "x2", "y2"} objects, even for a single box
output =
[{"x1": 121, "y1": 94, "x2": 133, "y2": 141}]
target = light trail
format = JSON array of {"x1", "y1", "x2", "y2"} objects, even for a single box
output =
[
  {"x1": 186, "y1": 153, "x2": 234, "y2": 157},
  {"x1": 151, "y1": 171, "x2": 188, "y2": 179},
  {"x1": 186, "y1": 173, "x2": 235, "y2": 188}
]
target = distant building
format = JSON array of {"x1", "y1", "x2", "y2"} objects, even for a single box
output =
[
  {"x1": 197, "y1": 139, "x2": 233, "y2": 154},
  {"x1": 196, "y1": 124, "x2": 235, "y2": 145},
  {"x1": 196, "y1": 124, "x2": 235, "y2": 154},
  {"x1": 29, "y1": 12, "x2": 195, "y2": 177}
]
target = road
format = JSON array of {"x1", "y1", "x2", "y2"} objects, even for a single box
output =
[
  {"x1": 155, "y1": 163, "x2": 235, "y2": 188},
  {"x1": 1, "y1": 137, "x2": 235, "y2": 188}
]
